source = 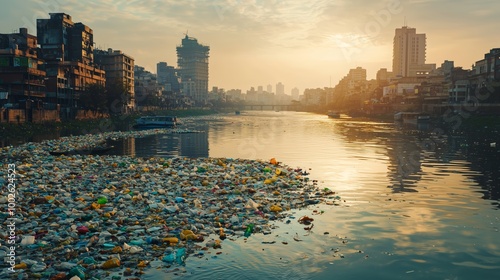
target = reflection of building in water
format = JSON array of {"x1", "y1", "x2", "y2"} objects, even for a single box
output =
[
  {"x1": 453, "y1": 133, "x2": 500, "y2": 207},
  {"x1": 332, "y1": 121, "x2": 424, "y2": 192},
  {"x1": 386, "y1": 136, "x2": 423, "y2": 192},
  {"x1": 108, "y1": 127, "x2": 209, "y2": 158},
  {"x1": 180, "y1": 124, "x2": 209, "y2": 158},
  {"x1": 121, "y1": 137, "x2": 136, "y2": 157}
]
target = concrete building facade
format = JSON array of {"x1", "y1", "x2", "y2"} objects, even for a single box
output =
[
  {"x1": 392, "y1": 26, "x2": 426, "y2": 77},
  {"x1": 276, "y1": 82, "x2": 284, "y2": 96},
  {"x1": 94, "y1": 48, "x2": 135, "y2": 112},
  {"x1": 291, "y1": 87, "x2": 300, "y2": 101},
  {"x1": 0, "y1": 28, "x2": 46, "y2": 108},
  {"x1": 37, "y1": 13, "x2": 105, "y2": 115},
  {"x1": 157, "y1": 62, "x2": 180, "y2": 93}
]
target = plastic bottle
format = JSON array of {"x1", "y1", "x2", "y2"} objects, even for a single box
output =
[
  {"x1": 146, "y1": 236, "x2": 161, "y2": 245},
  {"x1": 219, "y1": 227, "x2": 226, "y2": 240},
  {"x1": 102, "y1": 258, "x2": 121, "y2": 269},
  {"x1": 69, "y1": 265, "x2": 86, "y2": 278},
  {"x1": 163, "y1": 237, "x2": 179, "y2": 244},
  {"x1": 244, "y1": 224, "x2": 254, "y2": 237}
]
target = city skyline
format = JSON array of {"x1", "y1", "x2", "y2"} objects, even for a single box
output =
[{"x1": 1, "y1": 0, "x2": 500, "y2": 92}]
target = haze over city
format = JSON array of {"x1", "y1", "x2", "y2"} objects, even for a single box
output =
[{"x1": 1, "y1": 0, "x2": 500, "y2": 92}]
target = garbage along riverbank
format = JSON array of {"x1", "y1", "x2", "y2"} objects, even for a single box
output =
[{"x1": 0, "y1": 128, "x2": 340, "y2": 280}]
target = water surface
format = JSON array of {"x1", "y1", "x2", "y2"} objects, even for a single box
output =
[{"x1": 108, "y1": 111, "x2": 500, "y2": 279}]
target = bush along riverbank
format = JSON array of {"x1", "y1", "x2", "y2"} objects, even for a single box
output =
[{"x1": 0, "y1": 108, "x2": 222, "y2": 146}]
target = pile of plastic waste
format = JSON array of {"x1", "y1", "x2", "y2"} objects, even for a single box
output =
[{"x1": 0, "y1": 130, "x2": 340, "y2": 279}]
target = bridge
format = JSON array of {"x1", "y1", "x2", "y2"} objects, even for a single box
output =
[{"x1": 238, "y1": 104, "x2": 301, "y2": 111}]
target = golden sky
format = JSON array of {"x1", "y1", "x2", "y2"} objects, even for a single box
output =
[{"x1": 2, "y1": 0, "x2": 499, "y2": 93}]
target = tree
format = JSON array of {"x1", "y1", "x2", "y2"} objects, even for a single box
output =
[
  {"x1": 106, "y1": 81, "x2": 132, "y2": 115},
  {"x1": 79, "y1": 83, "x2": 107, "y2": 112}
]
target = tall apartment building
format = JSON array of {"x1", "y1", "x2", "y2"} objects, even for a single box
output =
[
  {"x1": 276, "y1": 82, "x2": 284, "y2": 95},
  {"x1": 157, "y1": 62, "x2": 180, "y2": 93},
  {"x1": 291, "y1": 87, "x2": 300, "y2": 101},
  {"x1": 94, "y1": 48, "x2": 135, "y2": 112},
  {"x1": 267, "y1": 84, "x2": 273, "y2": 94},
  {"x1": 176, "y1": 35, "x2": 209, "y2": 104},
  {"x1": 392, "y1": 26, "x2": 426, "y2": 77},
  {"x1": 37, "y1": 13, "x2": 105, "y2": 114}
]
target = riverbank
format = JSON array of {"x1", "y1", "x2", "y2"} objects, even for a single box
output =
[
  {"x1": 340, "y1": 112, "x2": 500, "y2": 133},
  {"x1": 0, "y1": 108, "x2": 222, "y2": 146},
  {"x1": 3, "y1": 109, "x2": 498, "y2": 147}
]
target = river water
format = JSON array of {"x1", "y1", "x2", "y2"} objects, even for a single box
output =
[{"x1": 106, "y1": 111, "x2": 500, "y2": 279}]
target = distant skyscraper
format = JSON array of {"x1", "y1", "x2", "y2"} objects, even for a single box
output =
[
  {"x1": 267, "y1": 84, "x2": 272, "y2": 93},
  {"x1": 176, "y1": 35, "x2": 209, "y2": 104},
  {"x1": 276, "y1": 82, "x2": 284, "y2": 95},
  {"x1": 157, "y1": 62, "x2": 169, "y2": 85},
  {"x1": 291, "y1": 87, "x2": 299, "y2": 100},
  {"x1": 392, "y1": 26, "x2": 426, "y2": 77}
]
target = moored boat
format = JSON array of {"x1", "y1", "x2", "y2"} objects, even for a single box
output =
[{"x1": 133, "y1": 116, "x2": 178, "y2": 129}]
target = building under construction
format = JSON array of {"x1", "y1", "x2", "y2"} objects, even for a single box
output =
[{"x1": 176, "y1": 35, "x2": 209, "y2": 104}]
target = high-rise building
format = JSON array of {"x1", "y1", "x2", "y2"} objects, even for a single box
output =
[
  {"x1": 267, "y1": 84, "x2": 272, "y2": 93},
  {"x1": 37, "y1": 13, "x2": 105, "y2": 116},
  {"x1": 157, "y1": 62, "x2": 180, "y2": 93},
  {"x1": 176, "y1": 35, "x2": 209, "y2": 104},
  {"x1": 276, "y1": 82, "x2": 284, "y2": 95},
  {"x1": 94, "y1": 48, "x2": 135, "y2": 112},
  {"x1": 291, "y1": 87, "x2": 299, "y2": 100},
  {"x1": 392, "y1": 26, "x2": 426, "y2": 77}
]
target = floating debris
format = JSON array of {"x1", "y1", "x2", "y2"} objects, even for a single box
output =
[{"x1": 0, "y1": 129, "x2": 341, "y2": 279}]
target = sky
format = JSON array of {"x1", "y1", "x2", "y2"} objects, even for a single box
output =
[{"x1": 1, "y1": 0, "x2": 500, "y2": 94}]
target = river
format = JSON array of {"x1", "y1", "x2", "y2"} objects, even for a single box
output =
[{"x1": 102, "y1": 111, "x2": 500, "y2": 279}]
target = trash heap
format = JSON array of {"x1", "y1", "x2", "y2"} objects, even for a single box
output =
[{"x1": 0, "y1": 131, "x2": 340, "y2": 280}]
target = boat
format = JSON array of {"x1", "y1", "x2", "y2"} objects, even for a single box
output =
[
  {"x1": 49, "y1": 145, "x2": 114, "y2": 156},
  {"x1": 133, "y1": 116, "x2": 178, "y2": 129},
  {"x1": 327, "y1": 110, "x2": 340, "y2": 118},
  {"x1": 394, "y1": 112, "x2": 430, "y2": 124},
  {"x1": 235, "y1": 111, "x2": 241, "y2": 115}
]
